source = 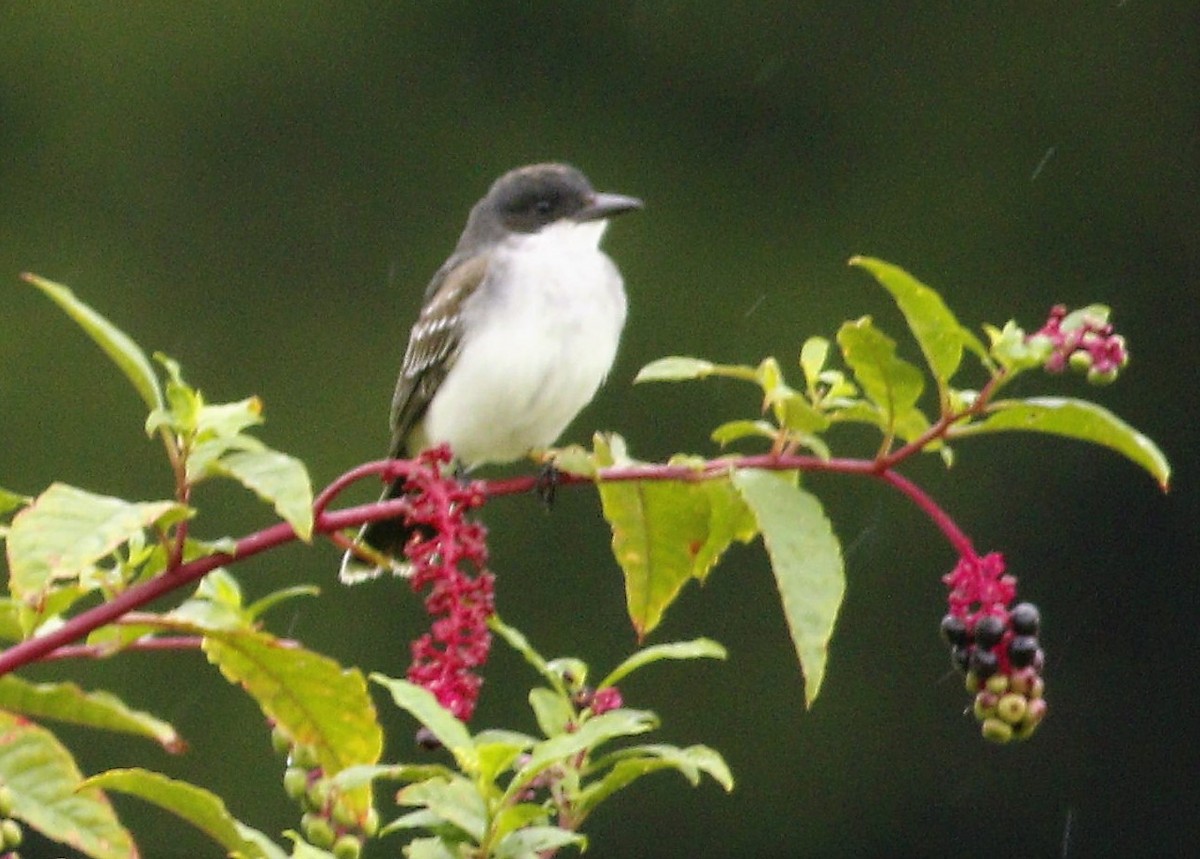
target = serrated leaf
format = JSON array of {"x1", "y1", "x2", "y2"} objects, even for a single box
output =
[
  {"x1": 959, "y1": 397, "x2": 1171, "y2": 489},
  {"x1": 23, "y1": 273, "x2": 163, "y2": 412},
  {"x1": 599, "y1": 639, "x2": 727, "y2": 690},
  {"x1": 504, "y1": 710, "x2": 657, "y2": 804},
  {"x1": 370, "y1": 676, "x2": 475, "y2": 771},
  {"x1": 634, "y1": 356, "x2": 716, "y2": 383},
  {"x1": 495, "y1": 826, "x2": 586, "y2": 859},
  {"x1": 5, "y1": 483, "x2": 182, "y2": 601},
  {"x1": 212, "y1": 449, "x2": 314, "y2": 540},
  {"x1": 836, "y1": 317, "x2": 929, "y2": 442},
  {"x1": 82, "y1": 768, "x2": 284, "y2": 859},
  {"x1": 731, "y1": 470, "x2": 845, "y2": 707},
  {"x1": 849, "y1": 256, "x2": 987, "y2": 386},
  {"x1": 0, "y1": 676, "x2": 183, "y2": 752},
  {"x1": 203, "y1": 631, "x2": 382, "y2": 821},
  {"x1": 0, "y1": 710, "x2": 137, "y2": 859}
]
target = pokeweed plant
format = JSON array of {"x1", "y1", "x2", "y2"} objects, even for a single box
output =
[{"x1": 0, "y1": 259, "x2": 1168, "y2": 858}]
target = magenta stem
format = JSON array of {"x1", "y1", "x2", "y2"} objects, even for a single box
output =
[{"x1": 0, "y1": 446, "x2": 976, "y2": 675}]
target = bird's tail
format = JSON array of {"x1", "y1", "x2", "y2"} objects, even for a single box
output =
[{"x1": 338, "y1": 477, "x2": 417, "y2": 582}]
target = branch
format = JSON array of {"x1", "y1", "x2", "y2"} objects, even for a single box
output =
[{"x1": 0, "y1": 448, "x2": 973, "y2": 676}]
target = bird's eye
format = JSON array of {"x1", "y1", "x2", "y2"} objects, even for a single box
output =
[{"x1": 534, "y1": 198, "x2": 553, "y2": 216}]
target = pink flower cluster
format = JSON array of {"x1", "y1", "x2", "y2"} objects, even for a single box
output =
[
  {"x1": 399, "y1": 447, "x2": 495, "y2": 722},
  {"x1": 1032, "y1": 304, "x2": 1129, "y2": 381}
]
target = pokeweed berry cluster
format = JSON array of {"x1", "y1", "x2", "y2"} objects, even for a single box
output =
[
  {"x1": 1032, "y1": 303, "x2": 1129, "y2": 384},
  {"x1": 939, "y1": 552, "x2": 1048, "y2": 742},
  {"x1": 399, "y1": 446, "x2": 495, "y2": 722}
]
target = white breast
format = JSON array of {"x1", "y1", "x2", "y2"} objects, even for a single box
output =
[{"x1": 419, "y1": 219, "x2": 628, "y2": 466}]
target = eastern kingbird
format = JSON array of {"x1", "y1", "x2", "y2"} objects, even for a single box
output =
[{"x1": 340, "y1": 163, "x2": 642, "y2": 580}]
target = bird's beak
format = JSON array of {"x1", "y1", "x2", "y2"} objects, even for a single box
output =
[{"x1": 575, "y1": 192, "x2": 643, "y2": 222}]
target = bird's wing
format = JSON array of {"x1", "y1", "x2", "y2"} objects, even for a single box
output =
[{"x1": 388, "y1": 252, "x2": 490, "y2": 456}]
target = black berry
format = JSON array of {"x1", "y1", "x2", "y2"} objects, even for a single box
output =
[
  {"x1": 974, "y1": 615, "x2": 1006, "y2": 649},
  {"x1": 1008, "y1": 635, "x2": 1040, "y2": 668},
  {"x1": 1010, "y1": 602, "x2": 1041, "y2": 636},
  {"x1": 940, "y1": 614, "x2": 969, "y2": 647},
  {"x1": 969, "y1": 647, "x2": 999, "y2": 678}
]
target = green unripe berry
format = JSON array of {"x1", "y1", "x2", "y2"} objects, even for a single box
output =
[
  {"x1": 985, "y1": 673, "x2": 1010, "y2": 696},
  {"x1": 0, "y1": 784, "x2": 13, "y2": 817},
  {"x1": 271, "y1": 726, "x2": 293, "y2": 757},
  {"x1": 333, "y1": 834, "x2": 363, "y2": 859},
  {"x1": 981, "y1": 717, "x2": 1014, "y2": 744},
  {"x1": 289, "y1": 743, "x2": 321, "y2": 771},
  {"x1": 973, "y1": 692, "x2": 998, "y2": 721},
  {"x1": 305, "y1": 779, "x2": 331, "y2": 813},
  {"x1": 0, "y1": 818, "x2": 22, "y2": 849},
  {"x1": 301, "y1": 812, "x2": 336, "y2": 849},
  {"x1": 1087, "y1": 366, "x2": 1118, "y2": 385},
  {"x1": 283, "y1": 767, "x2": 308, "y2": 801},
  {"x1": 996, "y1": 693, "x2": 1028, "y2": 725},
  {"x1": 1068, "y1": 350, "x2": 1093, "y2": 372}
]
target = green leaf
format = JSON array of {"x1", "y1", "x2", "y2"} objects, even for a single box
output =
[
  {"x1": 212, "y1": 449, "x2": 314, "y2": 540},
  {"x1": 634, "y1": 356, "x2": 717, "y2": 383},
  {"x1": 0, "y1": 676, "x2": 183, "y2": 752},
  {"x1": 5, "y1": 483, "x2": 182, "y2": 601},
  {"x1": 329, "y1": 763, "x2": 454, "y2": 793},
  {"x1": 82, "y1": 768, "x2": 285, "y2": 859},
  {"x1": 283, "y1": 835, "x2": 334, "y2": 859},
  {"x1": 0, "y1": 487, "x2": 30, "y2": 519},
  {"x1": 0, "y1": 710, "x2": 136, "y2": 859},
  {"x1": 710, "y1": 419, "x2": 778, "y2": 446},
  {"x1": 505, "y1": 710, "x2": 658, "y2": 803},
  {"x1": 203, "y1": 630, "x2": 382, "y2": 822},
  {"x1": 402, "y1": 836, "x2": 458, "y2": 859},
  {"x1": 836, "y1": 317, "x2": 929, "y2": 442},
  {"x1": 578, "y1": 743, "x2": 733, "y2": 814},
  {"x1": 370, "y1": 676, "x2": 476, "y2": 772},
  {"x1": 598, "y1": 639, "x2": 727, "y2": 690},
  {"x1": 799, "y1": 337, "x2": 831, "y2": 390},
  {"x1": 529, "y1": 687, "x2": 575, "y2": 738},
  {"x1": 473, "y1": 736, "x2": 530, "y2": 786},
  {"x1": 495, "y1": 826, "x2": 586, "y2": 859},
  {"x1": 849, "y1": 256, "x2": 987, "y2": 386},
  {"x1": 958, "y1": 397, "x2": 1171, "y2": 489},
  {"x1": 396, "y1": 776, "x2": 487, "y2": 842},
  {"x1": 23, "y1": 273, "x2": 164, "y2": 412},
  {"x1": 731, "y1": 470, "x2": 845, "y2": 707},
  {"x1": 594, "y1": 439, "x2": 722, "y2": 637},
  {"x1": 489, "y1": 804, "x2": 552, "y2": 849}
]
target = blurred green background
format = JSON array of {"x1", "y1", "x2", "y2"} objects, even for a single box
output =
[{"x1": 2, "y1": 3, "x2": 1196, "y2": 857}]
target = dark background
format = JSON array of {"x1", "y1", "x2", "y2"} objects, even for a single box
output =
[{"x1": 2, "y1": 4, "x2": 1196, "y2": 857}]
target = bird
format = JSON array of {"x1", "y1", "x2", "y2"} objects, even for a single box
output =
[{"x1": 340, "y1": 162, "x2": 642, "y2": 580}]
